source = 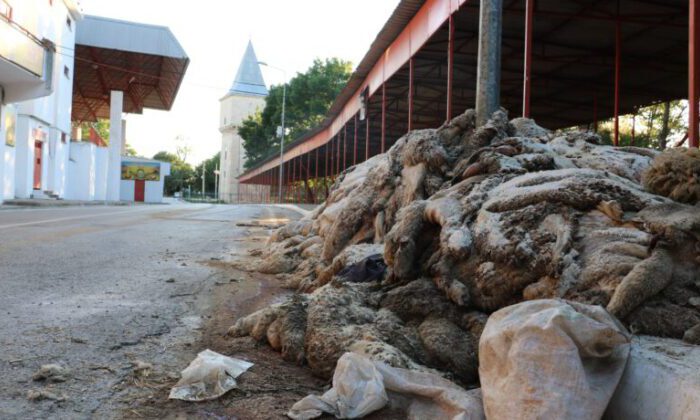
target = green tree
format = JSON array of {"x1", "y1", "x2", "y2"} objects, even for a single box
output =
[
  {"x1": 596, "y1": 100, "x2": 687, "y2": 149},
  {"x1": 240, "y1": 58, "x2": 353, "y2": 169},
  {"x1": 193, "y1": 152, "x2": 220, "y2": 194},
  {"x1": 125, "y1": 144, "x2": 138, "y2": 157},
  {"x1": 153, "y1": 151, "x2": 196, "y2": 195}
]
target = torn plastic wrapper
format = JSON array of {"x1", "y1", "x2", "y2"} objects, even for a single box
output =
[
  {"x1": 169, "y1": 349, "x2": 253, "y2": 402},
  {"x1": 287, "y1": 352, "x2": 484, "y2": 420}
]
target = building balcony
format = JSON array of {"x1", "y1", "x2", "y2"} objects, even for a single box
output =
[{"x1": 0, "y1": 12, "x2": 53, "y2": 104}]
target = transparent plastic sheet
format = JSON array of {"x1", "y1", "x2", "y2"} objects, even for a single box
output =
[
  {"x1": 169, "y1": 349, "x2": 253, "y2": 402},
  {"x1": 287, "y1": 352, "x2": 484, "y2": 420}
]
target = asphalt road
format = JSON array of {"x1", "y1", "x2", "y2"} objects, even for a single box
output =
[{"x1": 0, "y1": 203, "x2": 302, "y2": 419}]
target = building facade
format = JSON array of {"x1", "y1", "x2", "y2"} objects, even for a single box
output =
[
  {"x1": 0, "y1": 0, "x2": 82, "y2": 202},
  {"x1": 218, "y1": 41, "x2": 267, "y2": 203},
  {"x1": 0, "y1": 2, "x2": 189, "y2": 204}
]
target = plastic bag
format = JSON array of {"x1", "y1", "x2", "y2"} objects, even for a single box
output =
[
  {"x1": 288, "y1": 352, "x2": 484, "y2": 419},
  {"x1": 479, "y1": 299, "x2": 631, "y2": 420},
  {"x1": 169, "y1": 349, "x2": 253, "y2": 401}
]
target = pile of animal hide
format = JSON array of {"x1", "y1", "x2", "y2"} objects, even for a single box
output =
[{"x1": 230, "y1": 108, "x2": 700, "y2": 385}]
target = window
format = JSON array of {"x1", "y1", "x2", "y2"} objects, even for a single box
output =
[{"x1": 63, "y1": 65, "x2": 70, "y2": 79}]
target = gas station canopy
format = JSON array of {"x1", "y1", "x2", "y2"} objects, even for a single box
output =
[{"x1": 71, "y1": 15, "x2": 189, "y2": 122}]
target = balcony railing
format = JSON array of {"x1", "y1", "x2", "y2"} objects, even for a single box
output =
[{"x1": 0, "y1": 13, "x2": 47, "y2": 78}]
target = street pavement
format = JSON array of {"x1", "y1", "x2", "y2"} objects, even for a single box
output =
[{"x1": 0, "y1": 203, "x2": 302, "y2": 419}]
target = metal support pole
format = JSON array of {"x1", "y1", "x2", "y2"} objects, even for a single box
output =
[
  {"x1": 325, "y1": 143, "x2": 329, "y2": 193},
  {"x1": 306, "y1": 152, "x2": 311, "y2": 204},
  {"x1": 343, "y1": 125, "x2": 347, "y2": 171},
  {"x1": 353, "y1": 114, "x2": 358, "y2": 165},
  {"x1": 447, "y1": 14, "x2": 455, "y2": 122},
  {"x1": 522, "y1": 0, "x2": 534, "y2": 118},
  {"x1": 381, "y1": 83, "x2": 387, "y2": 153},
  {"x1": 614, "y1": 16, "x2": 621, "y2": 146},
  {"x1": 336, "y1": 134, "x2": 341, "y2": 174},
  {"x1": 315, "y1": 147, "x2": 319, "y2": 204},
  {"x1": 278, "y1": 82, "x2": 287, "y2": 202},
  {"x1": 366, "y1": 115, "x2": 370, "y2": 160},
  {"x1": 408, "y1": 58, "x2": 414, "y2": 132},
  {"x1": 476, "y1": 0, "x2": 503, "y2": 126},
  {"x1": 330, "y1": 136, "x2": 335, "y2": 177},
  {"x1": 690, "y1": 0, "x2": 699, "y2": 148}
]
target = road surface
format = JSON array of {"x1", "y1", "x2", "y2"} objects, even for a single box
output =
[{"x1": 0, "y1": 203, "x2": 303, "y2": 419}]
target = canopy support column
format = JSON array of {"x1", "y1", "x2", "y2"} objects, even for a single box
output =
[{"x1": 476, "y1": 0, "x2": 503, "y2": 126}]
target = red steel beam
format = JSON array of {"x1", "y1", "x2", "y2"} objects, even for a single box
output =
[
  {"x1": 408, "y1": 57, "x2": 415, "y2": 132},
  {"x1": 691, "y1": 0, "x2": 699, "y2": 148},
  {"x1": 343, "y1": 124, "x2": 348, "y2": 171},
  {"x1": 366, "y1": 115, "x2": 370, "y2": 160},
  {"x1": 447, "y1": 14, "x2": 455, "y2": 122},
  {"x1": 614, "y1": 17, "x2": 621, "y2": 146},
  {"x1": 306, "y1": 152, "x2": 311, "y2": 204},
  {"x1": 315, "y1": 147, "x2": 320, "y2": 203},
  {"x1": 381, "y1": 83, "x2": 387, "y2": 153},
  {"x1": 353, "y1": 114, "x2": 358, "y2": 165},
  {"x1": 523, "y1": 0, "x2": 534, "y2": 118}
]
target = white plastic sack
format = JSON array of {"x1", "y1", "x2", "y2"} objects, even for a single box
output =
[
  {"x1": 479, "y1": 299, "x2": 631, "y2": 420},
  {"x1": 287, "y1": 352, "x2": 484, "y2": 420},
  {"x1": 169, "y1": 349, "x2": 253, "y2": 401}
]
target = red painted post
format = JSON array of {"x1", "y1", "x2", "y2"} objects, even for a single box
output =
[
  {"x1": 365, "y1": 115, "x2": 370, "y2": 160},
  {"x1": 408, "y1": 57, "x2": 414, "y2": 132},
  {"x1": 446, "y1": 14, "x2": 454, "y2": 122},
  {"x1": 306, "y1": 152, "x2": 311, "y2": 204},
  {"x1": 336, "y1": 134, "x2": 341, "y2": 174},
  {"x1": 343, "y1": 124, "x2": 348, "y2": 171},
  {"x1": 613, "y1": 18, "x2": 621, "y2": 146},
  {"x1": 287, "y1": 160, "x2": 292, "y2": 203},
  {"x1": 523, "y1": 0, "x2": 534, "y2": 118},
  {"x1": 325, "y1": 143, "x2": 329, "y2": 190},
  {"x1": 381, "y1": 83, "x2": 386, "y2": 153},
  {"x1": 353, "y1": 114, "x2": 358, "y2": 165},
  {"x1": 690, "y1": 0, "x2": 699, "y2": 147},
  {"x1": 315, "y1": 147, "x2": 319, "y2": 203}
]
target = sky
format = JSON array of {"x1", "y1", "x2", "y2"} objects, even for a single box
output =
[{"x1": 79, "y1": 0, "x2": 401, "y2": 164}]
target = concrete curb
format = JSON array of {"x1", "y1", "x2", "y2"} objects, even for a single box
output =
[{"x1": 1, "y1": 199, "x2": 132, "y2": 208}]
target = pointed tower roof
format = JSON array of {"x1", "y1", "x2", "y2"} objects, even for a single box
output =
[{"x1": 228, "y1": 41, "x2": 268, "y2": 97}]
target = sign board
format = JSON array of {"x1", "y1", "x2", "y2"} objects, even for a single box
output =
[{"x1": 121, "y1": 161, "x2": 160, "y2": 181}]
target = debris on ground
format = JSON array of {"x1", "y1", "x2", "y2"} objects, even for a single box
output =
[
  {"x1": 230, "y1": 108, "x2": 700, "y2": 416},
  {"x1": 169, "y1": 349, "x2": 253, "y2": 402},
  {"x1": 288, "y1": 352, "x2": 483, "y2": 420},
  {"x1": 26, "y1": 389, "x2": 66, "y2": 402},
  {"x1": 32, "y1": 364, "x2": 71, "y2": 383},
  {"x1": 132, "y1": 360, "x2": 153, "y2": 378}
]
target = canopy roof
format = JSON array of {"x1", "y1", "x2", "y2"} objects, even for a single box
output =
[{"x1": 71, "y1": 15, "x2": 189, "y2": 122}]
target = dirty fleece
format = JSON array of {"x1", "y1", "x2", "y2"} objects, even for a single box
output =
[{"x1": 231, "y1": 109, "x2": 700, "y2": 385}]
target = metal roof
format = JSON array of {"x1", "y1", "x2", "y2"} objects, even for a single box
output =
[
  {"x1": 76, "y1": 15, "x2": 187, "y2": 60},
  {"x1": 227, "y1": 40, "x2": 268, "y2": 97},
  {"x1": 71, "y1": 15, "x2": 190, "y2": 122}
]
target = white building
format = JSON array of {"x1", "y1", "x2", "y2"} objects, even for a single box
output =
[
  {"x1": 0, "y1": 2, "x2": 188, "y2": 204},
  {"x1": 219, "y1": 41, "x2": 268, "y2": 203},
  {"x1": 0, "y1": 0, "x2": 82, "y2": 202}
]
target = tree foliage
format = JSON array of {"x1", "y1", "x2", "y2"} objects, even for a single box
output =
[
  {"x1": 193, "y1": 152, "x2": 221, "y2": 194},
  {"x1": 153, "y1": 151, "x2": 196, "y2": 195},
  {"x1": 239, "y1": 58, "x2": 353, "y2": 169},
  {"x1": 596, "y1": 100, "x2": 687, "y2": 149}
]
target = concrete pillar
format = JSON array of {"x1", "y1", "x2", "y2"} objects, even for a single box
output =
[
  {"x1": 120, "y1": 119, "x2": 127, "y2": 155},
  {"x1": 0, "y1": 105, "x2": 5, "y2": 203},
  {"x1": 106, "y1": 90, "x2": 123, "y2": 201},
  {"x1": 476, "y1": 0, "x2": 503, "y2": 126},
  {"x1": 14, "y1": 115, "x2": 32, "y2": 199}
]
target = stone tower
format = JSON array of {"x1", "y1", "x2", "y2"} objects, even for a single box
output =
[{"x1": 219, "y1": 41, "x2": 268, "y2": 202}]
